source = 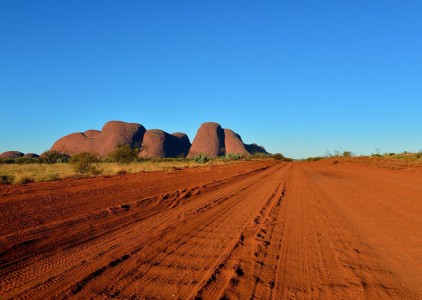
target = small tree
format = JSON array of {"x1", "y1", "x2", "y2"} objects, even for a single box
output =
[
  {"x1": 108, "y1": 145, "x2": 139, "y2": 164},
  {"x1": 192, "y1": 153, "x2": 209, "y2": 163},
  {"x1": 225, "y1": 153, "x2": 243, "y2": 161},
  {"x1": 342, "y1": 151, "x2": 353, "y2": 157},
  {"x1": 272, "y1": 153, "x2": 285, "y2": 160},
  {"x1": 70, "y1": 152, "x2": 99, "y2": 174},
  {"x1": 40, "y1": 150, "x2": 70, "y2": 163}
]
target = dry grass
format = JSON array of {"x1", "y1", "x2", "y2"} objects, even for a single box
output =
[
  {"x1": 333, "y1": 152, "x2": 422, "y2": 171},
  {"x1": 0, "y1": 159, "x2": 242, "y2": 184}
]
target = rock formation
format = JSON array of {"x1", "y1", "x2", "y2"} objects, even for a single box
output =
[
  {"x1": 0, "y1": 151, "x2": 24, "y2": 158},
  {"x1": 171, "y1": 133, "x2": 191, "y2": 157},
  {"x1": 51, "y1": 121, "x2": 146, "y2": 157},
  {"x1": 188, "y1": 122, "x2": 225, "y2": 157},
  {"x1": 23, "y1": 153, "x2": 40, "y2": 158},
  {"x1": 224, "y1": 129, "x2": 249, "y2": 155},
  {"x1": 95, "y1": 121, "x2": 145, "y2": 156},
  {"x1": 51, "y1": 132, "x2": 96, "y2": 155},
  {"x1": 245, "y1": 143, "x2": 268, "y2": 155},
  {"x1": 139, "y1": 130, "x2": 191, "y2": 158},
  {"x1": 188, "y1": 122, "x2": 268, "y2": 157},
  {"x1": 50, "y1": 120, "x2": 268, "y2": 158}
]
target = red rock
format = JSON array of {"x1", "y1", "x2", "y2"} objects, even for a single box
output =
[
  {"x1": 84, "y1": 130, "x2": 101, "y2": 139},
  {"x1": 188, "y1": 122, "x2": 225, "y2": 158},
  {"x1": 23, "y1": 153, "x2": 40, "y2": 158},
  {"x1": 171, "y1": 133, "x2": 191, "y2": 157},
  {"x1": 0, "y1": 151, "x2": 24, "y2": 158},
  {"x1": 224, "y1": 129, "x2": 249, "y2": 155},
  {"x1": 51, "y1": 132, "x2": 96, "y2": 156},
  {"x1": 139, "y1": 130, "x2": 191, "y2": 158},
  {"x1": 245, "y1": 143, "x2": 269, "y2": 155},
  {"x1": 95, "y1": 121, "x2": 146, "y2": 156},
  {"x1": 51, "y1": 121, "x2": 146, "y2": 157}
]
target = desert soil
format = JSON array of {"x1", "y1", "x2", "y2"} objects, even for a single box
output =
[{"x1": 0, "y1": 160, "x2": 421, "y2": 299}]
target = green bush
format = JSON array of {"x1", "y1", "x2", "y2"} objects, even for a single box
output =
[
  {"x1": 342, "y1": 151, "x2": 353, "y2": 157},
  {"x1": 225, "y1": 153, "x2": 243, "y2": 161},
  {"x1": 305, "y1": 157, "x2": 324, "y2": 162},
  {"x1": 192, "y1": 153, "x2": 209, "y2": 163},
  {"x1": 272, "y1": 153, "x2": 284, "y2": 160},
  {"x1": 251, "y1": 152, "x2": 269, "y2": 159},
  {"x1": 40, "y1": 150, "x2": 70, "y2": 163},
  {"x1": 70, "y1": 152, "x2": 99, "y2": 174},
  {"x1": 108, "y1": 145, "x2": 139, "y2": 164}
]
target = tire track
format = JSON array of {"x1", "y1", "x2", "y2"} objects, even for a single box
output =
[{"x1": 0, "y1": 162, "x2": 285, "y2": 299}]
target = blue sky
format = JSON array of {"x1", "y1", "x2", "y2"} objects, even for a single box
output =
[{"x1": 1, "y1": 1, "x2": 421, "y2": 158}]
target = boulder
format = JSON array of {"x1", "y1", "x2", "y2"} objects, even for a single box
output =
[
  {"x1": 224, "y1": 129, "x2": 249, "y2": 155},
  {"x1": 245, "y1": 143, "x2": 269, "y2": 155},
  {"x1": 171, "y1": 133, "x2": 191, "y2": 157},
  {"x1": 51, "y1": 132, "x2": 96, "y2": 156},
  {"x1": 139, "y1": 130, "x2": 191, "y2": 158},
  {"x1": 95, "y1": 121, "x2": 146, "y2": 156},
  {"x1": 51, "y1": 121, "x2": 146, "y2": 157},
  {"x1": 23, "y1": 153, "x2": 40, "y2": 158},
  {"x1": 0, "y1": 151, "x2": 24, "y2": 158},
  {"x1": 188, "y1": 122, "x2": 225, "y2": 157},
  {"x1": 84, "y1": 130, "x2": 101, "y2": 139}
]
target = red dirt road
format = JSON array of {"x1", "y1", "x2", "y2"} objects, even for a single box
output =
[{"x1": 0, "y1": 160, "x2": 421, "y2": 299}]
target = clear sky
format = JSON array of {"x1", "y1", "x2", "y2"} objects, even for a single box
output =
[{"x1": 1, "y1": 1, "x2": 421, "y2": 158}]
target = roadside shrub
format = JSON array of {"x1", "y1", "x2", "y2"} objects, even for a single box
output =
[
  {"x1": 1, "y1": 175, "x2": 14, "y2": 184},
  {"x1": 342, "y1": 151, "x2": 353, "y2": 157},
  {"x1": 14, "y1": 173, "x2": 35, "y2": 185},
  {"x1": 70, "y1": 152, "x2": 99, "y2": 174},
  {"x1": 332, "y1": 160, "x2": 339, "y2": 164},
  {"x1": 225, "y1": 153, "x2": 243, "y2": 161},
  {"x1": 108, "y1": 145, "x2": 139, "y2": 164},
  {"x1": 41, "y1": 150, "x2": 70, "y2": 163},
  {"x1": 251, "y1": 152, "x2": 269, "y2": 159},
  {"x1": 305, "y1": 157, "x2": 324, "y2": 162},
  {"x1": 116, "y1": 169, "x2": 127, "y2": 175},
  {"x1": 272, "y1": 153, "x2": 284, "y2": 160},
  {"x1": 192, "y1": 153, "x2": 209, "y2": 163}
]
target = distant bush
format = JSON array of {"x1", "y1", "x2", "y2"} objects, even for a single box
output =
[
  {"x1": 251, "y1": 152, "x2": 269, "y2": 159},
  {"x1": 108, "y1": 145, "x2": 139, "y2": 164},
  {"x1": 192, "y1": 153, "x2": 209, "y2": 163},
  {"x1": 70, "y1": 152, "x2": 100, "y2": 174},
  {"x1": 306, "y1": 157, "x2": 324, "y2": 162},
  {"x1": 0, "y1": 157, "x2": 40, "y2": 164},
  {"x1": 225, "y1": 153, "x2": 243, "y2": 161},
  {"x1": 41, "y1": 150, "x2": 70, "y2": 163},
  {"x1": 272, "y1": 153, "x2": 284, "y2": 160},
  {"x1": 342, "y1": 151, "x2": 353, "y2": 157}
]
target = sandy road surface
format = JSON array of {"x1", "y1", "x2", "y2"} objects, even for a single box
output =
[{"x1": 0, "y1": 160, "x2": 421, "y2": 299}]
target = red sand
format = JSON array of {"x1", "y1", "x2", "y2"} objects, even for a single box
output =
[{"x1": 0, "y1": 159, "x2": 421, "y2": 299}]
